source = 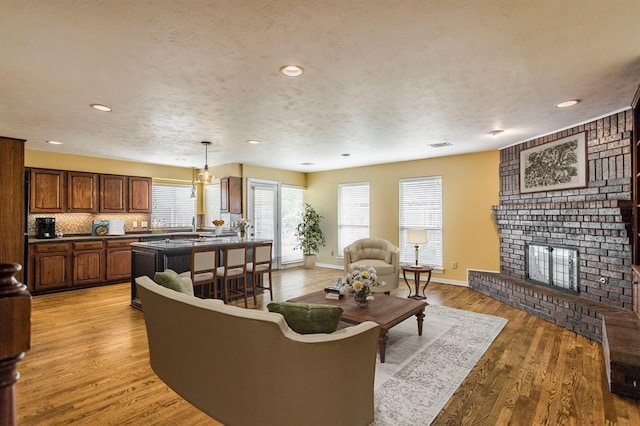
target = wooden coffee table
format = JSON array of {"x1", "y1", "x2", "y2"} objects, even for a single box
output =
[{"x1": 287, "y1": 291, "x2": 426, "y2": 363}]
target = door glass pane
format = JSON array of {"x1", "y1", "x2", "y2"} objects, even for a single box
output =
[{"x1": 281, "y1": 185, "x2": 304, "y2": 263}]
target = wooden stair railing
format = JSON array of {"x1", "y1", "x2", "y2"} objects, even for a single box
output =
[{"x1": 0, "y1": 263, "x2": 31, "y2": 426}]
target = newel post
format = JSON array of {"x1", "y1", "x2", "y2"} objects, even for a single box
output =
[{"x1": 0, "y1": 263, "x2": 31, "y2": 426}]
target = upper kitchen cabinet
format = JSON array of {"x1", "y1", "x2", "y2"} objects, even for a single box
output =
[
  {"x1": 67, "y1": 171, "x2": 99, "y2": 213},
  {"x1": 28, "y1": 168, "x2": 151, "y2": 213},
  {"x1": 128, "y1": 177, "x2": 152, "y2": 213},
  {"x1": 99, "y1": 174, "x2": 128, "y2": 213},
  {"x1": 220, "y1": 176, "x2": 242, "y2": 214},
  {"x1": 30, "y1": 168, "x2": 66, "y2": 213}
]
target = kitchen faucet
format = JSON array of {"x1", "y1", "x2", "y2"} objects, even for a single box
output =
[{"x1": 192, "y1": 216, "x2": 197, "y2": 233}]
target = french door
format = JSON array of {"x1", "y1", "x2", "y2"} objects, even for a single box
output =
[
  {"x1": 248, "y1": 180, "x2": 280, "y2": 267},
  {"x1": 247, "y1": 179, "x2": 304, "y2": 269}
]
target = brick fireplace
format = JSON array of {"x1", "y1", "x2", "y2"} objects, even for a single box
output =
[{"x1": 469, "y1": 110, "x2": 634, "y2": 342}]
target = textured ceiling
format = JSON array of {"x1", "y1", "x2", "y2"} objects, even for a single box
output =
[{"x1": 1, "y1": 0, "x2": 639, "y2": 172}]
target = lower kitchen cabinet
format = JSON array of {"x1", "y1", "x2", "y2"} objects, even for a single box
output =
[
  {"x1": 30, "y1": 237, "x2": 139, "y2": 293},
  {"x1": 106, "y1": 239, "x2": 137, "y2": 281},
  {"x1": 33, "y1": 242, "x2": 73, "y2": 291},
  {"x1": 73, "y1": 241, "x2": 105, "y2": 285}
]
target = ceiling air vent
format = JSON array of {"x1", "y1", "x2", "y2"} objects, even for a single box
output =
[{"x1": 429, "y1": 142, "x2": 452, "y2": 148}]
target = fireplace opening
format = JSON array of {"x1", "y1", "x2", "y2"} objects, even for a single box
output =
[{"x1": 525, "y1": 244, "x2": 579, "y2": 293}]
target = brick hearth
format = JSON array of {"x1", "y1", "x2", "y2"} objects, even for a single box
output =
[{"x1": 469, "y1": 110, "x2": 635, "y2": 341}]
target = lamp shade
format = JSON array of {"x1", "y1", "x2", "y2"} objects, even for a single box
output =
[
  {"x1": 406, "y1": 229, "x2": 427, "y2": 244},
  {"x1": 198, "y1": 141, "x2": 214, "y2": 183},
  {"x1": 197, "y1": 167, "x2": 213, "y2": 183}
]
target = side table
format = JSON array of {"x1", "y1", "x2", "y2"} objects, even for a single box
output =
[{"x1": 401, "y1": 264, "x2": 433, "y2": 300}]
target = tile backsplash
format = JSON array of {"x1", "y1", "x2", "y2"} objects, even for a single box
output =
[{"x1": 29, "y1": 213, "x2": 151, "y2": 236}]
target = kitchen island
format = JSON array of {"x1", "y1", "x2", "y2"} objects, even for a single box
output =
[{"x1": 130, "y1": 237, "x2": 271, "y2": 309}]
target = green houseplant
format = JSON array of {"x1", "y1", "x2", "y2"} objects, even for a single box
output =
[{"x1": 295, "y1": 203, "x2": 326, "y2": 268}]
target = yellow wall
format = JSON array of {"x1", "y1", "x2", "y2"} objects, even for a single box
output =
[
  {"x1": 25, "y1": 150, "x2": 193, "y2": 181},
  {"x1": 306, "y1": 150, "x2": 500, "y2": 283},
  {"x1": 243, "y1": 164, "x2": 306, "y2": 187}
]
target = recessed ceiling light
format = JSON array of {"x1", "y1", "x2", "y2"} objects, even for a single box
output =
[
  {"x1": 429, "y1": 142, "x2": 452, "y2": 148},
  {"x1": 341, "y1": 153, "x2": 351, "y2": 157},
  {"x1": 47, "y1": 140, "x2": 63, "y2": 145},
  {"x1": 300, "y1": 162, "x2": 315, "y2": 166},
  {"x1": 555, "y1": 99, "x2": 580, "y2": 108},
  {"x1": 488, "y1": 129, "x2": 505, "y2": 136},
  {"x1": 90, "y1": 103, "x2": 112, "y2": 112},
  {"x1": 247, "y1": 140, "x2": 260, "y2": 145},
  {"x1": 280, "y1": 65, "x2": 304, "y2": 77}
]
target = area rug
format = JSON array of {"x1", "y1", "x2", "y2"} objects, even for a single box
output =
[{"x1": 372, "y1": 304, "x2": 508, "y2": 425}]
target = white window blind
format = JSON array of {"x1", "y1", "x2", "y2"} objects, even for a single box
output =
[
  {"x1": 281, "y1": 185, "x2": 304, "y2": 263},
  {"x1": 253, "y1": 186, "x2": 276, "y2": 240},
  {"x1": 151, "y1": 183, "x2": 196, "y2": 228},
  {"x1": 204, "y1": 183, "x2": 230, "y2": 225},
  {"x1": 338, "y1": 182, "x2": 370, "y2": 256},
  {"x1": 399, "y1": 176, "x2": 443, "y2": 269}
]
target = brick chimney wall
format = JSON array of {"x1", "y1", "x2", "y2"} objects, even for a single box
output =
[{"x1": 469, "y1": 110, "x2": 634, "y2": 340}]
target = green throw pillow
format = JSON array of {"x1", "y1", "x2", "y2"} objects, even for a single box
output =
[
  {"x1": 267, "y1": 302, "x2": 343, "y2": 334},
  {"x1": 154, "y1": 269, "x2": 190, "y2": 294}
]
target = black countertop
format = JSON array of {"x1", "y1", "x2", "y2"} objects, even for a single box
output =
[
  {"x1": 131, "y1": 237, "x2": 271, "y2": 251},
  {"x1": 28, "y1": 230, "x2": 240, "y2": 244}
]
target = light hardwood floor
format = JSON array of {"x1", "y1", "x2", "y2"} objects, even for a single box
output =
[{"x1": 16, "y1": 267, "x2": 640, "y2": 425}]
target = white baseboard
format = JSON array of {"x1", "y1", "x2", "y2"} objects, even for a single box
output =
[
  {"x1": 316, "y1": 263, "x2": 343, "y2": 270},
  {"x1": 430, "y1": 277, "x2": 468, "y2": 287}
]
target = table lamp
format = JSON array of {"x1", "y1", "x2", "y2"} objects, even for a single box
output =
[{"x1": 406, "y1": 229, "x2": 427, "y2": 266}]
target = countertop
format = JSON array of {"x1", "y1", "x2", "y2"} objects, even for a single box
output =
[
  {"x1": 28, "y1": 229, "x2": 240, "y2": 244},
  {"x1": 131, "y1": 237, "x2": 271, "y2": 251}
]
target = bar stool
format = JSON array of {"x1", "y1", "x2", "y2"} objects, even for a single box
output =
[
  {"x1": 179, "y1": 246, "x2": 217, "y2": 299},
  {"x1": 216, "y1": 245, "x2": 249, "y2": 308},
  {"x1": 247, "y1": 242, "x2": 274, "y2": 305}
]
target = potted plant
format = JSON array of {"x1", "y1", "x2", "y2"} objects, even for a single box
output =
[{"x1": 295, "y1": 203, "x2": 326, "y2": 268}]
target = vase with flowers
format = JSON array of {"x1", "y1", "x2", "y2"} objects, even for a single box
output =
[
  {"x1": 237, "y1": 218, "x2": 250, "y2": 239},
  {"x1": 343, "y1": 265, "x2": 385, "y2": 307}
]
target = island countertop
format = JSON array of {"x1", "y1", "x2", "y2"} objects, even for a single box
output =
[{"x1": 130, "y1": 236, "x2": 271, "y2": 251}]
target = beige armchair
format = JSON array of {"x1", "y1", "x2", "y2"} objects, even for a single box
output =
[
  {"x1": 344, "y1": 238, "x2": 400, "y2": 292},
  {"x1": 135, "y1": 276, "x2": 380, "y2": 426}
]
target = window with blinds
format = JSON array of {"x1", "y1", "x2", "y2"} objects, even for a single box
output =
[
  {"x1": 399, "y1": 176, "x2": 443, "y2": 269},
  {"x1": 338, "y1": 182, "x2": 370, "y2": 257},
  {"x1": 281, "y1": 185, "x2": 304, "y2": 263},
  {"x1": 204, "y1": 183, "x2": 230, "y2": 225},
  {"x1": 151, "y1": 183, "x2": 196, "y2": 228}
]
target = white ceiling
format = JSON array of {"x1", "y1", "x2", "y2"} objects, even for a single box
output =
[{"x1": 1, "y1": 0, "x2": 639, "y2": 172}]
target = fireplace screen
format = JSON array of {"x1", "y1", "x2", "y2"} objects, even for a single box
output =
[{"x1": 526, "y1": 244, "x2": 579, "y2": 292}]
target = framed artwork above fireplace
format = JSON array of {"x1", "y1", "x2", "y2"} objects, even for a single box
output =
[{"x1": 519, "y1": 132, "x2": 587, "y2": 194}]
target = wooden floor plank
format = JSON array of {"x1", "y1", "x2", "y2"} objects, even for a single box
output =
[{"x1": 14, "y1": 267, "x2": 640, "y2": 425}]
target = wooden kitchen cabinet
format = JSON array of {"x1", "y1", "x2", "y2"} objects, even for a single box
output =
[
  {"x1": 105, "y1": 239, "x2": 137, "y2": 281},
  {"x1": 100, "y1": 174, "x2": 128, "y2": 213},
  {"x1": 72, "y1": 241, "x2": 104, "y2": 285},
  {"x1": 67, "y1": 171, "x2": 99, "y2": 213},
  {"x1": 29, "y1": 168, "x2": 150, "y2": 213},
  {"x1": 30, "y1": 168, "x2": 66, "y2": 212},
  {"x1": 32, "y1": 242, "x2": 72, "y2": 291},
  {"x1": 128, "y1": 176, "x2": 152, "y2": 213},
  {"x1": 221, "y1": 176, "x2": 242, "y2": 214}
]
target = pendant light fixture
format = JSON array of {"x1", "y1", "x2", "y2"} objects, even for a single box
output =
[
  {"x1": 190, "y1": 167, "x2": 197, "y2": 199},
  {"x1": 197, "y1": 141, "x2": 214, "y2": 183}
]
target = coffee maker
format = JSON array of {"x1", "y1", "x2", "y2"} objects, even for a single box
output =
[{"x1": 36, "y1": 217, "x2": 56, "y2": 239}]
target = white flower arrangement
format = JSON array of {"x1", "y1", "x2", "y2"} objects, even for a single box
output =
[
  {"x1": 237, "y1": 218, "x2": 250, "y2": 231},
  {"x1": 343, "y1": 264, "x2": 385, "y2": 303}
]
